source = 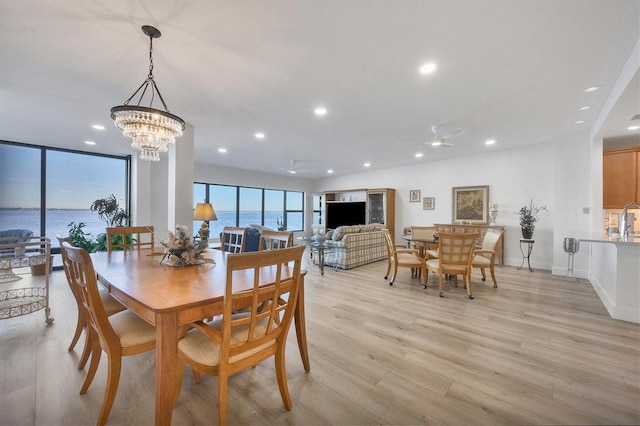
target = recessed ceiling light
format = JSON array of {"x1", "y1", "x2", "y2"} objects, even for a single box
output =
[
  {"x1": 218, "y1": 148, "x2": 227, "y2": 153},
  {"x1": 92, "y1": 124, "x2": 105, "y2": 130},
  {"x1": 579, "y1": 105, "x2": 591, "y2": 111},
  {"x1": 431, "y1": 141, "x2": 442, "y2": 147},
  {"x1": 314, "y1": 107, "x2": 327, "y2": 116},
  {"x1": 84, "y1": 140, "x2": 96, "y2": 145},
  {"x1": 364, "y1": 162, "x2": 371, "y2": 167},
  {"x1": 585, "y1": 86, "x2": 599, "y2": 93},
  {"x1": 628, "y1": 125, "x2": 640, "y2": 131},
  {"x1": 327, "y1": 169, "x2": 334, "y2": 174},
  {"x1": 575, "y1": 120, "x2": 585, "y2": 124},
  {"x1": 419, "y1": 63, "x2": 437, "y2": 74},
  {"x1": 254, "y1": 132, "x2": 265, "y2": 139},
  {"x1": 485, "y1": 139, "x2": 496, "y2": 145},
  {"x1": 415, "y1": 152, "x2": 423, "y2": 158}
]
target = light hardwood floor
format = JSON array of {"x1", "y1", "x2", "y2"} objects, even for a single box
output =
[{"x1": 1, "y1": 255, "x2": 639, "y2": 425}]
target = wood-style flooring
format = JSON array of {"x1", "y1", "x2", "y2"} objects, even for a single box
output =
[{"x1": 1, "y1": 256, "x2": 639, "y2": 425}]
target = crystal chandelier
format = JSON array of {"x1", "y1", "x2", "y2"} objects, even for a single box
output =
[{"x1": 111, "y1": 25, "x2": 185, "y2": 162}]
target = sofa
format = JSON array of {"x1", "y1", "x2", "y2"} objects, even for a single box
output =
[{"x1": 323, "y1": 223, "x2": 387, "y2": 270}]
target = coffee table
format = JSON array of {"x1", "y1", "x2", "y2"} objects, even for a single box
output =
[{"x1": 299, "y1": 237, "x2": 337, "y2": 275}]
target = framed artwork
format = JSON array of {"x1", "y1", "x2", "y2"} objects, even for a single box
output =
[
  {"x1": 423, "y1": 197, "x2": 435, "y2": 210},
  {"x1": 452, "y1": 185, "x2": 489, "y2": 224},
  {"x1": 410, "y1": 190, "x2": 421, "y2": 202}
]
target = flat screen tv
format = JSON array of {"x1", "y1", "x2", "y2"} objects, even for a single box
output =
[{"x1": 326, "y1": 201, "x2": 366, "y2": 229}]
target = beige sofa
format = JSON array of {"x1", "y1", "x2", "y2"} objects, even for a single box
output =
[{"x1": 323, "y1": 224, "x2": 387, "y2": 269}]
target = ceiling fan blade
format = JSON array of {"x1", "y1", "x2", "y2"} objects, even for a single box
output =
[{"x1": 441, "y1": 129, "x2": 465, "y2": 140}]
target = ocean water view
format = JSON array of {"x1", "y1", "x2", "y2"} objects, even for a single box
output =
[{"x1": 0, "y1": 209, "x2": 302, "y2": 247}]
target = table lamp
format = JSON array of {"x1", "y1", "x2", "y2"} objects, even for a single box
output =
[{"x1": 193, "y1": 202, "x2": 217, "y2": 240}]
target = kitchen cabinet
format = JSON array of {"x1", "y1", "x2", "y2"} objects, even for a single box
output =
[{"x1": 603, "y1": 146, "x2": 640, "y2": 209}]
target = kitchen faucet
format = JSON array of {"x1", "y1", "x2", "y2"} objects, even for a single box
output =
[{"x1": 619, "y1": 202, "x2": 640, "y2": 238}]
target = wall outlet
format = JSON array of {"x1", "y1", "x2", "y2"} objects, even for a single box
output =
[{"x1": 583, "y1": 207, "x2": 590, "y2": 214}]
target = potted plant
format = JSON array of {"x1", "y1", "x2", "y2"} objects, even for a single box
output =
[
  {"x1": 67, "y1": 194, "x2": 130, "y2": 252},
  {"x1": 517, "y1": 199, "x2": 547, "y2": 239}
]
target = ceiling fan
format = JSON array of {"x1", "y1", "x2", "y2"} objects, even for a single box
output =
[
  {"x1": 429, "y1": 125, "x2": 465, "y2": 147},
  {"x1": 277, "y1": 160, "x2": 316, "y2": 175}
]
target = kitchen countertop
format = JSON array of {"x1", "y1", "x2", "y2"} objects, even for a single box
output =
[{"x1": 569, "y1": 232, "x2": 640, "y2": 246}]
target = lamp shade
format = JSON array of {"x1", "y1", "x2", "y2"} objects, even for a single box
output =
[{"x1": 193, "y1": 203, "x2": 217, "y2": 221}]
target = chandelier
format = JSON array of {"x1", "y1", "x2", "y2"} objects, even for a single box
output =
[{"x1": 111, "y1": 25, "x2": 185, "y2": 162}]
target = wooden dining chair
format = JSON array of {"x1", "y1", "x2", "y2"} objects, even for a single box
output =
[
  {"x1": 382, "y1": 229, "x2": 426, "y2": 287},
  {"x1": 259, "y1": 229, "x2": 293, "y2": 251},
  {"x1": 106, "y1": 226, "x2": 154, "y2": 252},
  {"x1": 220, "y1": 226, "x2": 247, "y2": 253},
  {"x1": 425, "y1": 232, "x2": 478, "y2": 299},
  {"x1": 173, "y1": 245, "x2": 305, "y2": 426},
  {"x1": 472, "y1": 229, "x2": 504, "y2": 288},
  {"x1": 57, "y1": 236, "x2": 126, "y2": 370},
  {"x1": 60, "y1": 241, "x2": 156, "y2": 425}
]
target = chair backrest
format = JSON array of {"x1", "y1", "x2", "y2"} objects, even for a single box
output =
[
  {"x1": 220, "y1": 227, "x2": 247, "y2": 253},
  {"x1": 222, "y1": 245, "x2": 305, "y2": 365},
  {"x1": 410, "y1": 226, "x2": 436, "y2": 241},
  {"x1": 60, "y1": 241, "x2": 119, "y2": 347},
  {"x1": 106, "y1": 226, "x2": 154, "y2": 252},
  {"x1": 382, "y1": 229, "x2": 396, "y2": 261},
  {"x1": 481, "y1": 229, "x2": 504, "y2": 251},
  {"x1": 437, "y1": 232, "x2": 478, "y2": 267},
  {"x1": 259, "y1": 230, "x2": 293, "y2": 251}
]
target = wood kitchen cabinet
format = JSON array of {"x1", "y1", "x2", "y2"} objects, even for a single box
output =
[{"x1": 603, "y1": 147, "x2": 640, "y2": 209}]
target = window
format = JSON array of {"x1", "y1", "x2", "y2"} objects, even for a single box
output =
[
  {"x1": 0, "y1": 141, "x2": 130, "y2": 265},
  {"x1": 194, "y1": 182, "x2": 304, "y2": 237}
]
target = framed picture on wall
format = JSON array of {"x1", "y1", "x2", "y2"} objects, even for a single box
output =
[
  {"x1": 423, "y1": 197, "x2": 435, "y2": 210},
  {"x1": 452, "y1": 185, "x2": 489, "y2": 224},
  {"x1": 410, "y1": 189, "x2": 421, "y2": 202}
]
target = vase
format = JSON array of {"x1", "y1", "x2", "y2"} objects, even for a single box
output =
[{"x1": 521, "y1": 226, "x2": 534, "y2": 239}]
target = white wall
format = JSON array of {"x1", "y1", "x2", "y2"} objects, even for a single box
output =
[{"x1": 313, "y1": 141, "x2": 594, "y2": 271}]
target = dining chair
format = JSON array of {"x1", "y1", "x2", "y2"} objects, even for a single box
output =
[
  {"x1": 220, "y1": 226, "x2": 247, "y2": 253},
  {"x1": 106, "y1": 226, "x2": 155, "y2": 252},
  {"x1": 425, "y1": 232, "x2": 478, "y2": 299},
  {"x1": 259, "y1": 229, "x2": 293, "y2": 251},
  {"x1": 60, "y1": 241, "x2": 156, "y2": 425},
  {"x1": 472, "y1": 229, "x2": 504, "y2": 288},
  {"x1": 57, "y1": 236, "x2": 126, "y2": 370},
  {"x1": 173, "y1": 245, "x2": 306, "y2": 425},
  {"x1": 382, "y1": 229, "x2": 426, "y2": 287}
]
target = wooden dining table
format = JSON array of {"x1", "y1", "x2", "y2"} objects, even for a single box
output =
[{"x1": 91, "y1": 248, "x2": 310, "y2": 425}]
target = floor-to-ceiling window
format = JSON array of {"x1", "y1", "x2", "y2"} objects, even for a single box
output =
[
  {"x1": 0, "y1": 141, "x2": 130, "y2": 264},
  {"x1": 194, "y1": 182, "x2": 304, "y2": 238}
]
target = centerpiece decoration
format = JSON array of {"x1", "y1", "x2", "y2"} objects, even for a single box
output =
[
  {"x1": 160, "y1": 225, "x2": 213, "y2": 267},
  {"x1": 516, "y1": 199, "x2": 547, "y2": 239}
]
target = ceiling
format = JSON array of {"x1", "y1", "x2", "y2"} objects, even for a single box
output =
[{"x1": 1, "y1": 1, "x2": 639, "y2": 179}]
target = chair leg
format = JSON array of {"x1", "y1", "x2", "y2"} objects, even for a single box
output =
[
  {"x1": 77, "y1": 327, "x2": 92, "y2": 370},
  {"x1": 97, "y1": 352, "x2": 121, "y2": 426},
  {"x1": 384, "y1": 260, "x2": 392, "y2": 280},
  {"x1": 490, "y1": 264, "x2": 497, "y2": 288},
  {"x1": 275, "y1": 345, "x2": 293, "y2": 410},
  {"x1": 438, "y1": 273, "x2": 444, "y2": 297},
  {"x1": 68, "y1": 316, "x2": 84, "y2": 352},
  {"x1": 421, "y1": 265, "x2": 428, "y2": 289},
  {"x1": 480, "y1": 267, "x2": 487, "y2": 281},
  {"x1": 80, "y1": 333, "x2": 102, "y2": 394},
  {"x1": 390, "y1": 264, "x2": 398, "y2": 285},
  {"x1": 218, "y1": 371, "x2": 229, "y2": 426},
  {"x1": 466, "y1": 273, "x2": 474, "y2": 300}
]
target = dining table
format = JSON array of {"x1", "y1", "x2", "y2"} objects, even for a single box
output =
[
  {"x1": 401, "y1": 234, "x2": 438, "y2": 257},
  {"x1": 91, "y1": 248, "x2": 310, "y2": 425}
]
